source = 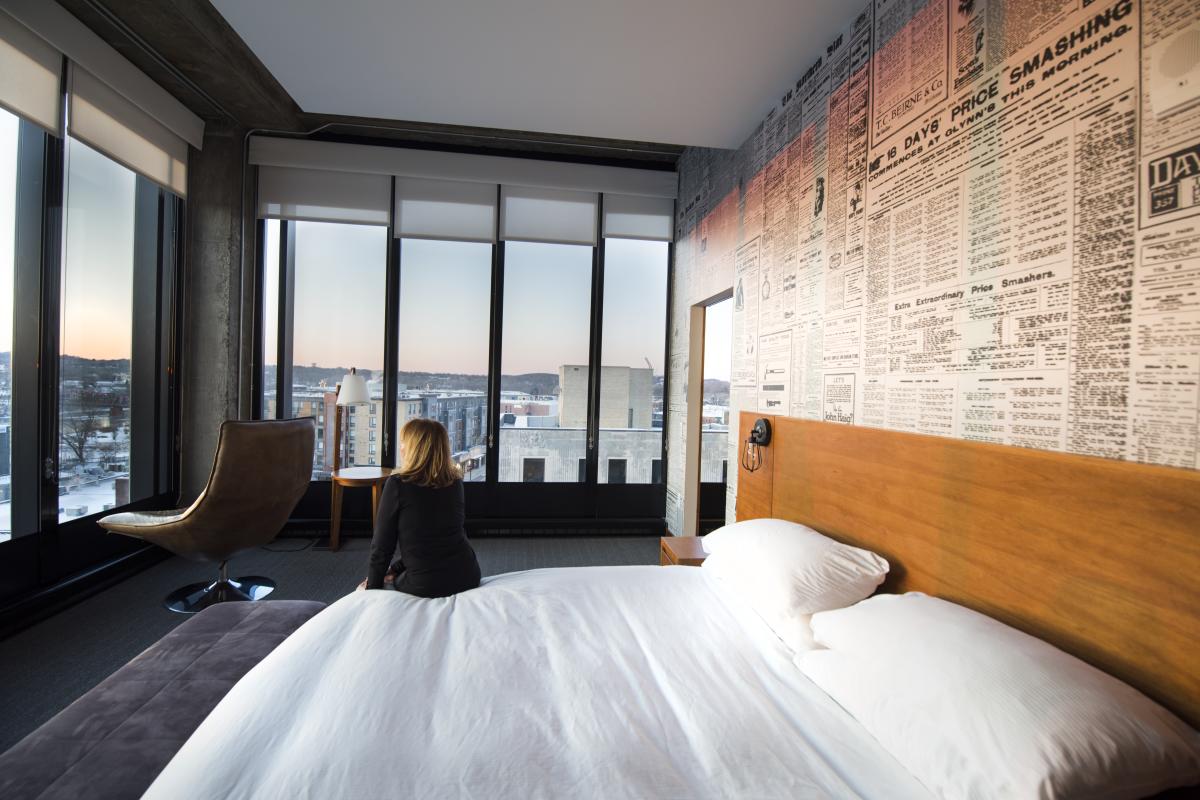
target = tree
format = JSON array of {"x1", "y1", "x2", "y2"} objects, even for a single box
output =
[{"x1": 60, "y1": 389, "x2": 113, "y2": 469}]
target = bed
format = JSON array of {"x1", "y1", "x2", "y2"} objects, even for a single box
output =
[
  {"x1": 144, "y1": 565, "x2": 934, "y2": 799},
  {"x1": 145, "y1": 415, "x2": 1200, "y2": 798}
]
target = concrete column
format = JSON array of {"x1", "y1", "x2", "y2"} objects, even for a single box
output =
[{"x1": 179, "y1": 122, "x2": 252, "y2": 499}]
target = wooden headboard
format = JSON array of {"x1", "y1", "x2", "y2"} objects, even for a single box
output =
[{"x1": 735, "y1": 412, "x2": 1200, "y2": 727}]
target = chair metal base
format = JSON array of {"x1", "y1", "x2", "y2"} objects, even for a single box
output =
[{"x1": 164, "y1": 575, "x2": 276, "y2": 614}]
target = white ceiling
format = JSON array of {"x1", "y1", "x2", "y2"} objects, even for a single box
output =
[{"x1": 209, "y1": 0, "x2": 858, "y2": 149}]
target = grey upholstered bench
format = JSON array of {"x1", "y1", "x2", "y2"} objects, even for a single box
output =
[{"x1": 0, "y1": 599, "x2": 325, "y2": 800}]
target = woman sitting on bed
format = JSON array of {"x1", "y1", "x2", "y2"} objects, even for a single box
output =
[{"x1": 356, "y1": 418, "x2": 481, "y2": 596}]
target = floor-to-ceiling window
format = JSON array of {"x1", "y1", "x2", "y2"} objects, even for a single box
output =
[
  {"x1": 596, "y1": 238, "x2": 669, "y2": 484},
  {"x1": 57, "y1": 136, "x2": 179, "y2": 524},
  {"x1": 294, "y1": 221, "x2": 387, "y2": 476},
  {"x1": 0, "y1": 109, "x2": 18, "y2": 541},
  {"x1": 58, "y1": 139, "x2": 137, "y2": 521},
  {"x1": 498, "y1": 241, "x2": 593, "y2": 483},
  {"x1": 0, "y1": 105, "x2": 58, "y2": 548},
  {"x1": 396, "y1": 238, "x2": 491, "y2": 481},
  {"x1": 272, "y1": 221, "x2": 388, "y2": 478}
]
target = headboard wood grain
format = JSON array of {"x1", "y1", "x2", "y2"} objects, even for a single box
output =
[{"x1": 736, "y1": 412, "x2": 1200, "y2": 727}]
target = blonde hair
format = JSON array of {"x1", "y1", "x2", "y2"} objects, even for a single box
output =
[{"x1": 394, "y1": 418, "x2": 462, "y2": 488}]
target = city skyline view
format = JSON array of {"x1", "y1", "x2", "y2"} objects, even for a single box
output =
[{"x1": 264, "y1": 357, "x2": 726, "y2": 486}]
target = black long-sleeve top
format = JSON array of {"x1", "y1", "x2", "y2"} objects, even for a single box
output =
[{"x1": 366, "y1": 476, "x2": 481, "y2": 596}]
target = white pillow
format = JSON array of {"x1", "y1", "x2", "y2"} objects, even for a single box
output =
[
  {"x1": 700, "y1": 520, "x2": 889, "y2": 652},
  {"x1": 701, "y1": 517, "x2": 814, "y2": 554},
  {"x1": 798, "y1": 593, "x2": 1200, "y2": 799}
]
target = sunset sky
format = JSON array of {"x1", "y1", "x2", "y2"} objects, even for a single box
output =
[
  {"x1": 1, "y1": 118, "x2": 136, "y2": 361},
  {"x1": 267, "y1": 221, "x2": 671, "y2": 377},
  {"x1": 61, "y1": 138, "x2": 135, "y2": 362}
]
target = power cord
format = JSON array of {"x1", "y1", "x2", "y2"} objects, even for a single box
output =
[{"x1": 260, "y1": 538, "x2": 317, "y2": 553}]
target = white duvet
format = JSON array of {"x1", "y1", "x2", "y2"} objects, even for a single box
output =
[{"x1": 145, "y1": 566, "x2": 932, "y2": 799}]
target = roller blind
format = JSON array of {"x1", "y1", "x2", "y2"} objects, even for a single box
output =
[
  {"x1": 500, "y1": 185, "x2": 598, "y2": 246},
  {"x1": 395, "y1": 177, "x2": 497, "y2": 242},
  {"x1": 5, "y1": 0, "x2": 202, "y2": 148},
  {"x1": 0, "y1": 10, "x2": 62, "y2": 134},
  {"x1": 258, "y1": 165, "x2": 390, "y2": 225},
  {"x1": 603, "y1": 194, "x2": 675, "y2": 242},
  {"x1": 249, "y1": 136, "x2": 677, "y2": 199},
  {"x1": 68, "y1": 65, "x2": 188, "y2": 196}
]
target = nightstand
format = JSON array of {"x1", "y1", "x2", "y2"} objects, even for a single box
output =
[
  {"x1": 329, "y1": 466, "x2": 391, "y2": 552},
  {"x1": 660, "y1": 536, "x2": 708, "y2": 566}
]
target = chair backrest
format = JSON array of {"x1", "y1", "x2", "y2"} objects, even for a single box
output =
[{"x1": 185, "y1": 418, "x2": 316, "y2": 557}]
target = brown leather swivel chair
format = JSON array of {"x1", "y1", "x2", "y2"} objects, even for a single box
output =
[{"x1": 99, "y1": 418, "x2": 316, "y2": 613}]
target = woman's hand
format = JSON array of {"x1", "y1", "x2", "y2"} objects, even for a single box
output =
[{"x1": 356, "y1": 579, "x2": 368, "y2": 591}]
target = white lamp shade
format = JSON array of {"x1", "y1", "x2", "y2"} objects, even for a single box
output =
[{"x1": 337, "y1": 372, "x2": 369, "y2": 405}]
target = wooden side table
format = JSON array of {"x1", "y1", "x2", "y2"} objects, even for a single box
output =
[
  {"x1": 660, "y1": 536, "x2": 708, "y2": 566},
  {"x1": 330, "y1": 467, "x2": 391, "y2": 551}
]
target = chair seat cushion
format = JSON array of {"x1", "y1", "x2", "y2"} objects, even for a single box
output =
[
  {"x1": 0, "y1": 600, "x2": 325, "y2": 800},
  {"x1": 98, "y1": 508, "x2": 190, "y2": 531}
]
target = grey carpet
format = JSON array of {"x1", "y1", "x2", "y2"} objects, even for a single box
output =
[{"x1": 0, "y1": 535, "x2": 659, "y2": 753}]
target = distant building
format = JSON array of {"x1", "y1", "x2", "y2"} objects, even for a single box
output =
[
  {"x1": 701, "y1": 404, "x2": 729, "y2": 427},
  {"x1": 499, "y1": 390, "x2": 556, "y2": 420},
  {"x1": 559, "y1": 365, "x2": 653, "y2": 429},
  {"x1": 494, "y1": 365, "x2": 662, "y2": 482},
  {"x1": 269, "y1": 387, "x2": 487, "y2": 479},
  {"x1": 400, "y1": 391, "x2": 487, "y2": 457}
]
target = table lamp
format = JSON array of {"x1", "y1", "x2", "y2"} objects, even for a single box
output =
[{"x1": 333, "y1": 367, "x2": 368, "y2": 470}]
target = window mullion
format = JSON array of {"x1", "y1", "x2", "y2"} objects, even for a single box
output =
[
  {"x1": 129, "y1": 176, "x2": 160, "y2": 501},
  {"x1": 383, "y1": 206, "x2": 400, "y2": 468},
  {"x1": 159, "y1": 194, "x2": 181, "y2": 495},
  {"x1": 12, "y1": 119, "x2": 54, "y2": 537},
  {"x1": 278, "y1": 220, "x2": 295, "y2": 419},
  {"x1": 251, "y1": 218, "x2": 266, "y2": 419},
  {"x1": 36, "y1": 123, "x2": 64, "y2": 538},
  {"x1": 661, "y1": 237, "x2": 675, "y2": 483},
  {"x1": 584, "y1": 198, "x2": 605, "y2": 486},
  {"x1": 485, "y1": 186, "x2": 503, "y2": 485}
]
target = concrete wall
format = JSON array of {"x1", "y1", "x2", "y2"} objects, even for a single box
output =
[
  {"x1": 494, "y1": 426, "x2": 719, "y2": 484},
  {"x1": 595, "y1": 429, "x2": 662, "y2": 483},
  {"x1": 498, "y1": 428, "x2": 587, "y2": 482}
]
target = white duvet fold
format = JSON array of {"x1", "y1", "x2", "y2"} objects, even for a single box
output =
[{"x1": 145, "y1": 566, "x2": 931, "y2": 800}]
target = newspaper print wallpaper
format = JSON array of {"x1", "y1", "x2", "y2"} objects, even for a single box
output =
[{"x1": 666, "y1": 0, "x2": 1200, "y2": 534}]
